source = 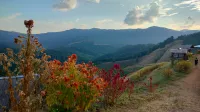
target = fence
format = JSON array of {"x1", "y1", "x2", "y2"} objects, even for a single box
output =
[
  {"x1": 0, "y1": 76, "x2": 24, "y2": 111},
  {"x1": 0, "y1": 74, "x2": 42, "y2": 111}
]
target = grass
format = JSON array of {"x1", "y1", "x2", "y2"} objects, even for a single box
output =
[
  {"x1": 142, "y1": 63, "x2": 187, "y2": 88},
  {"x1": 128, "y1": 62, "x2": 167, "y2": 82}
]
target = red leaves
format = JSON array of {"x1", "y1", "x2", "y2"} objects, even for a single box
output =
[
  {"x1": 64, "y1": 76, "x2": 70, "y2": 82},
  {"x1": 99, "y1": 64, "x2": 133, "y2": 105},
  {"x1": 113, "y1": 64, "x2": 120, "y2": 69},
  {"x1": 57, "y1": 91, "x2": 62, "y2": 95},
  {"x1": 72, "y1": 82, "x2": 79, "y2": 89}
]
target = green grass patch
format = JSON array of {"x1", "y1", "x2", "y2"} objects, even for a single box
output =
[{"x1": 129, "y1": 62, "x2": 167, "y2": 82}]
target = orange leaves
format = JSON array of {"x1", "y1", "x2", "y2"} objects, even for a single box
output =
[
  {"x1": 64, "y1": 76, "x2": 70, "y2": 83},
  {"x1": 68, "y1": 54, "x2": 77, "y2": 63},
  {"x1": 45, "y1": 54, "x2": 107, "y2": 111}
]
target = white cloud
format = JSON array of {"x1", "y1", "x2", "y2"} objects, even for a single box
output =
[
  {"x1": 75, "y1": 18, "x2": 79, "y2": 22},
  {"x1": 80, "y1": 24, "x2": 88, "y2": 29},
  {"x1": 53, "y1": 0, "x2": 77, "y2": 11},
  {"x1": 87, "y1": 0, "x2": 100, "y2": 3},
  {"x1": 0, "y1": 13, "x2": 22, "y2": 21},
  {"x1": 124, "y1": 0, "x2": 178, "y2": 26},
  {"x1": 174, "y1": 0, "x2": 200, "y2": 11},
  {"x1": 124, "y1": 1, "x2": 160, "y2": 25},
  {"x1": 95, "y1": 19, "x2": 113, "y2": 28},
  {"x1": 53, "y1": 0, "x2": 100, "y2": 11}
]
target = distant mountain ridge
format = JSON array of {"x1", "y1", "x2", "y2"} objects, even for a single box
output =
[
  {"x1": 0, "y1": 26, "x2": 199, "y2": 48},
  {"x1": 0, "y1": 26, "x2": 199, "y2": 63}
]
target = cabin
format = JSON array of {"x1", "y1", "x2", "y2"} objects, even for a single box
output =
[{"x1": 170, "y1": 45, "x2": 194, "y2": 60}]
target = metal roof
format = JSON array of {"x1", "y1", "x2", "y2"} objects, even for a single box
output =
[
  {"x1": 179, "y1": 45, "x2": 193, "y2": 49},
  {"x1": 194, "y1": 45, "x2": 200, "y2": 48},
  {"x1": 170, "y1": 48, "x2": 188, "y2": 53}
]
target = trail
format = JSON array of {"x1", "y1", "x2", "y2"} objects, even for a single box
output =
[{"x1": 106, "y1": 55, "x2": 200, "y2": 112}]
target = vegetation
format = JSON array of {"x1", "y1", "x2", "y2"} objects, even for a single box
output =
[
  {"x1": 177, "y1": 32, "x2": 200, "y2": 45},
  {"x1": 45, "y1": 56, "x2": 107, "y2": 111},
  {"x1": 175, "y1": 60, "x2": 192, "y2": 73},
  {"x1": 99, "y1": 64, "x2": 134, "y2": 106},
  {"x1": 129, "y1": 63, "x2": 165, "y2": 82},
  {"x1": 163, "y1": 68, "x2": 173, "y2": 78},
  {"x1": 0, "y1": 20, "x2": 50, "y2": 111}
]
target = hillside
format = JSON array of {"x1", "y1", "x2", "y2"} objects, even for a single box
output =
[{"x1": 104, "y1": 55, "x2": 200, "y2": 112}]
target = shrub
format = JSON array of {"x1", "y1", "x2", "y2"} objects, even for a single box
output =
[
  {"x1": 45, "y1": 55, "x2": 107, "y2": 111},
  {"x1": 187, "y1": 53, "x2": 193, "y2": 59},
  {"x1": 175, "y1": 60, "x2": 192, "y2": 73},
  {"x1": 163, "y1": 68, "x2": 173, "y2": 78},
  {"x1": 198, "y1": 50, "x2": 200, "y2": 54},
  {"x1": 99, "y1": 64, "x2": 134, "y2": 106},
  {"x1": 130, "y1": 63, "x2": 165, "y2": 82},
  {"x1": 0, "y1": 20, "x2": 50, "y2": 111}
]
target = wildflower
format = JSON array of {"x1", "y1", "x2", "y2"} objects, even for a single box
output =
[
  {"x1": 64, "y1": 76, "x2": 70, "y2": 82},
  {"x1": 19, "y1": 91, "x2": 25, "y2": 97},
  {"x1": 51, "y1": 74, "x2": 55, "y2": 79},
  {"x1": 41, "y1": 90, "x2": 46, "y2": 97},
  {"x1": 14, "y1": 38, "x2": 18, "y2": 44},
  {"x1": 71, "y1": 54, "x2": 77, "y2": 61},
  {"x1": 72, "y1": 82, "x2": 79, "y2": 89},
  {"x1": 57, "y1": 91, "x2": 62, "y2": 95},
  {"x1": 70, "y1": 74, "x2": 74, "y2": 78},
  {"x1": 113, "y1": 64, "x2": 120, "y2": 69},
  {"x1": 24, "y1": 20, "x2": 34, "y2": 28}
]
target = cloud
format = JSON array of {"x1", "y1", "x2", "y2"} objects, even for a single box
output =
[
  {"x1": 124, "y1": 1, "x2": 160, "y2": 25},
  {"x1": 87, "y1": 0, "x2": 100, "y2": 3},
  {"x1": 75, "y1": 18, "x2": 79, "y2": 22},
  {"x1": 174, "y1": 0, "x2": 200, "y2": 11},
  {"x1": 53, "y1": 0, "x2": 100, "y2": 11},
  {"x1": 124, "y1": 0, "x2": 178, "y2": 26},
  {"x1": 0, "y1": 13, "x2": 22, "y2": 21},
  {"x1": 182, "y1": 16, "x2": 195, "y2": 29},
  {"x1": 96, "y1": 19, "x2": 113, "y2": 24},
  {"x1": 80, "y1": 24, "x2": 88, "y2": 29},
  {"x1": 53, "y1": 0, "x2": 77, "y2": 11}
]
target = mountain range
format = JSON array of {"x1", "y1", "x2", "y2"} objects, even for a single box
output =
[{"x1": 0, "y1": 26, "x2": 199, "y2": 63}]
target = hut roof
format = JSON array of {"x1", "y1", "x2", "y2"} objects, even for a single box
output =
[
  {"x1": 178, "y1": 45, "x2": 193, "y2": 49},
  {"x1": 170, "y1": 48, "x2": 188, "y2": 53}
]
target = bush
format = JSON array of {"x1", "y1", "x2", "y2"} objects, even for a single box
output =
[
  {"x1": 163, "y1": 68, "x2": 173, "y2": 78},
  {"x1": 45, "y1": 55, "x2": 107, "y2": 111},
  {"x1": 187, "y1": 53, "x2": 193, "y2": 59},
  {"x1": 130, "y1": 63, "x2": 165, "y2": 82},
  {"x1": 99, "y1": 64, "x2": 134, "y2": 106},
  {"x1": 0, "y1": 20, "x2": 50, "y2": 111},
  {"x1": 175, "y1": 60, "x2": 192, "y2": 73},
  {"x1": 198, "y1": 50, "x2": 200, "y2": 54}
]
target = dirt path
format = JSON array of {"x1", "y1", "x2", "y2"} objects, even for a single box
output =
[{"x1": 105, "y1": 55, "x2": 200, "y2": 112}]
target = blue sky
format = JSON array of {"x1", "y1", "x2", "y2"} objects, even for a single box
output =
[{"x1": 0, "y1": 0, "x2": 200, "y2": 34}]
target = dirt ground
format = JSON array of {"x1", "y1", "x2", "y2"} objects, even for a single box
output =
[{"x1": 105, "y1": 55, "x2": 200, "y2": 112}]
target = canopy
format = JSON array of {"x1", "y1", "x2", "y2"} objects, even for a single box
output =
[{"x1": 194, "y1": 45, "x2": 200, "y2": 48}]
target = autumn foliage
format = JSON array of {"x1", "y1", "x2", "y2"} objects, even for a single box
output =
[
  {"x1": 99, "y1": 64, "x2": 134, "y2": 105},
  {"x1": 45, "y1": 55, "x2": 107, "y2": 111}
]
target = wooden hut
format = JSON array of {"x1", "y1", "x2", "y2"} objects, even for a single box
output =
[{"x1": 170, "y1": 45, "x2": 194, "y2": 60}]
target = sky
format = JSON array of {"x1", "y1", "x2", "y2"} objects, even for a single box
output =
[{"x1": 0, "y1": 0, "x2": 200, "y2": 34}]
